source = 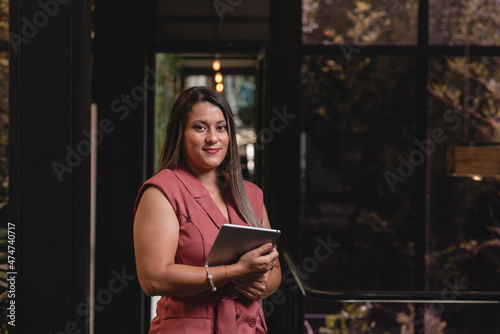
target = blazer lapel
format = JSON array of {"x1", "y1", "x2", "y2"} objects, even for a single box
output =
[{"x1": 173, "y1": 165, "x2": 229, "y2": 229}]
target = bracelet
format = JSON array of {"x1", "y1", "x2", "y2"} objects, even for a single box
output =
[
  {"x1": 219, "y1": 265, "x2": 227, "y2": 288},
  {"x1": 205, "y1": 264, "x2": 217, "y2": 292}
]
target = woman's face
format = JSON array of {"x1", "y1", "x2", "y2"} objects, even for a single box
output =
[{"x1": 182, "y1": 102, "x2": 229, "y2": 175}]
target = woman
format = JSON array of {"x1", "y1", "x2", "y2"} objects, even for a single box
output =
[{"x1": 134, "y1": 86, "x2": 281, "y2": 333}]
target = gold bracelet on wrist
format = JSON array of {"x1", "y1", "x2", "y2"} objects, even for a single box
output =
[{"x1": 219, "y1": 265, "x2": 228, "y2": 288}]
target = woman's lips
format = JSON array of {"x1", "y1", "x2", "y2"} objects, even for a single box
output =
[{"x1": 203, "y1": 148, "x2": 221, "y2": 154}]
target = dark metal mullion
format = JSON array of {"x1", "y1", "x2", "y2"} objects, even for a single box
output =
[
  {"x1": 157, "y1": 14, "x2": 269, "y2": 24},
  {"x1": 427, "y1": 45, "x2": 500, "y2": 56},
  {"x1": 415, "y1": 0, "x2": 430, "y2": 331},
  {"x1": 416, "y1": 0, "x2": 429, "y2": 294},
  {"x1": 71, "y1": 1, "x2": 92, "y2": 333},
  {"x1": 154, "y1": 41, "x2": 265, "y2": 53}
]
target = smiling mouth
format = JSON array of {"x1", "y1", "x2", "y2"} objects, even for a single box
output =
[{"x1": 203, "y1": 148, "x2": 221, "y2": 154}]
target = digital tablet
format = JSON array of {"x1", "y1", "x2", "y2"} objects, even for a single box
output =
[{"x1": 206, "y1": 224, "x2": 281, "y2": 266}]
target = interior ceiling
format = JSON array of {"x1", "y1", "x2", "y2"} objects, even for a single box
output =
[
  {"x1": 179, "y1": 53, "x2": 258, "y2": 69},
  {"x1": 156, "y1": 0, "x2": 270, "y2": 70}
]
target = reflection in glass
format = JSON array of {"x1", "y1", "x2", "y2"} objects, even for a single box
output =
[
  {"x1": 304, "y1": 302, "x2": 412, "y2": 333},
  {"x1": 303, "y1": 301, "x2": 499, "y2": 333},
  {"x1": 300, "y1": 55, "x2": 417, "y2": 291},
  {"x1": 302, "y1": 0, "x2": 418, "y2": 45},
  {"x1": 429, "y1": 0, "x2": 500, "y2": 46},
  {"x1": 419, "y1": 303, "x2": 499, "y2": 333},
  {"x1": 427, "y1": 57, "x2": 500, "y2": 292}
]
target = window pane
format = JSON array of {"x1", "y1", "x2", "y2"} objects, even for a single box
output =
[
  {"x1": 304, "y1": 302, "x2": 412, "y2": 333},
  {"x1": 300, "y1": 55, "x2": 417, "y2": 291},
  {"x1": 430, "y1": 0, "x2": 500, "y2": 46},
  {"x1": 421, "y1": 303, "x2": 499, "y2": 333},
  {"x1": 302, "y1": 0, "x2": 418, "y2": 45},
  {"x1": 427, "y1": 57, "x2": 500, "y2": 292},
  {"x1": 302, "y1": 301, "x2": 499, "y2": 333}
]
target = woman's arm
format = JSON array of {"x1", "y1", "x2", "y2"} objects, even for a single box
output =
[{"x1": 134, "y1": 186, "x2": 278, "y2": 297}]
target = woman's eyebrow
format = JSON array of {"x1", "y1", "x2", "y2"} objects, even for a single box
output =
[{"x1": 190, "y1": 119, "x2": 226, "y2": 124}]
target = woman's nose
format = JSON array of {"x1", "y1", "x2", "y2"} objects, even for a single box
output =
[{"x1": 205, "y1": 128, "x2": 218, "y2": 143}]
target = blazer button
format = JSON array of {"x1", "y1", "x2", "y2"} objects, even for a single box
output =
[{"x1": 248, "y1": 319, "x2": 256, "y2": 328}]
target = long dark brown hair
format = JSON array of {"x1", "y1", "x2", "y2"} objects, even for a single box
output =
[{"x1": 157, "y1": 86, "x2": 262, "y2": 228}]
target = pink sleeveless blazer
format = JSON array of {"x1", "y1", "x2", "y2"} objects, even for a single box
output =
[{"x1": 134, "y1": 165, "x2": 268, "y2": 334}]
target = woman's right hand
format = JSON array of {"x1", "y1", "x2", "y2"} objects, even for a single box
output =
[{"x1": 234, "y1": 243, "x2": 279, "y2": 277}]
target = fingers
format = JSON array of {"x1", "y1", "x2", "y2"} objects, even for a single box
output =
[
  {"x1": 236, "y1": 245, "x2": 279, "y2": 277},
  {"x1": 234, "y1": 284, "x2": 260, "y2": 300},
  {"x1": 254, "y1": 242, "x2": 274, "y2": 256},
  {"x1": 259, "y1": 248, "x2": 279, "y2": 265},
  {"x1": 233, "y1": 273, "x2": 270, "y2": 300}
]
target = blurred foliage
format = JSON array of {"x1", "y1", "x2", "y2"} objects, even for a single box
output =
[
  {"x1": 318, "y1": 302, "x2": 449, "y2": 334},
  {"x1": 429, "y1": 0, "x2": 500, "y2": 45},
  {"x1": 428, "y1": 57, "x2": 500, "y2": 145},
  {"x1": 321, "y1": 303, "x2": 374, "y2": 334},
  {"x1": 426, "y1": 180, "x2": 500, "y2": 291},
  {"x1": 0, "y1": 0, "x2": 7, "y2": 42},
  {"x1": 154, "y1": 53, "x2": 182, "y2": 170},
  {"x1": 302, "y1": 0, "x2": 418, "y2": 45},
  {"x1": 396, "y1": 304, "x2": 447, "y2": 334}
]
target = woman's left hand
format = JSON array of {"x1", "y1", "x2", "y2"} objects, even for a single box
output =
[{"x1": 233, "y1": 271, "x2": 271, "y2": 301}]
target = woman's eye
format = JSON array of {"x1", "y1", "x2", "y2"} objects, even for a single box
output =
[
  {"x1": 217, "y1": 125, "x2": 227, "y2": 131},
  {"x1": 194, "y1": 125, "x2": 205, "y2": 131}
]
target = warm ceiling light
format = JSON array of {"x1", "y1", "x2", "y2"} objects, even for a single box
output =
[
  {"x1": 215, "y1": 72, "x2": 223, "y2": 83},
  {"x1": 213, "y1": 59, "x2": 221, "y2": 71},
  {"x1": 472, "y1": 175, "x2": 483, "y2": 181},
  {"x1": 216, "y1": 83, "x2": 224, "y2": 92}
]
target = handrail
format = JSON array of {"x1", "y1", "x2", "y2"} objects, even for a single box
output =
[{"x1": 282, "y1": 251, "x2": 500, "y2": 304}]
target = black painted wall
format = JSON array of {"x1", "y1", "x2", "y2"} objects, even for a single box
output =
[
  {"x1": 93, "y1": 0, "x2": 151, "y2": 333},
  {"x1": 9, "y1": 0, "x2": 92, "y2": 333}
]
